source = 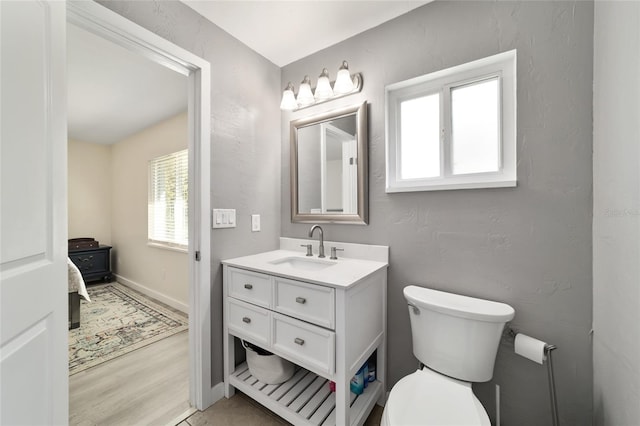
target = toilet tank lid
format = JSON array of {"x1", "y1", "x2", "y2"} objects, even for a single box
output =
[{"x1": 404, "y1": 286, "x2": 515, "y2": 322}]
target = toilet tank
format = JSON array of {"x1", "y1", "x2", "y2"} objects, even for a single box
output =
[{"x1": 404, "y1": 286, "x2": 515, "y2": 383}]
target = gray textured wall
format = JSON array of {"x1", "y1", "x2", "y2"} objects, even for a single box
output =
[
  {"x1": 593, "y1": 2, "x2": 640, "y2": 425},
  {"x1": 281, "y1": 2, "x2": 594, "y2": 425},
  {"x1": 99, "y1": 1, "x2": 282, "y2": 386}
]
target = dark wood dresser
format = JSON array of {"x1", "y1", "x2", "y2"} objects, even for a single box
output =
[{"x1": 68, "y1": 245, "x2": 112, "y2": 283}]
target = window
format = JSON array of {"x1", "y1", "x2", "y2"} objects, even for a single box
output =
[
  {"x1": 386, "y1": 50, "x2": 516, "y2": 192},
  {"x1": 148, "y1": 149, "x2": 188, "y2": 250}
]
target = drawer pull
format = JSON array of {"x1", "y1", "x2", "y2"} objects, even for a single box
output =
[
  {"x1": 294, "y1": 337, "x2": 305, "y2": 346},
  {"x1": 295, "y1": 297, "x2": 306, "y2": 304},
  {"x1": 244, "y1": 283, "x2": 253, "y2": 290},
  {"x1": 242, "y1": 317, "x2": 251, "y2": 324}
]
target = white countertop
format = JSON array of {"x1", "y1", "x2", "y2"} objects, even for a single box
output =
[{"x1": 222, "y1": 248, "x2": 388, "y2": 289}]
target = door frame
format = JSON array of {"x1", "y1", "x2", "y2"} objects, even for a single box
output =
[{"x1": 67, "y1": 1, "x2": 213, "y2": 410}]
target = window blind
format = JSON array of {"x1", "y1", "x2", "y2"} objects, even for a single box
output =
[{"x1": 148, "y1": 149, "x2": 188, "y2": 248}]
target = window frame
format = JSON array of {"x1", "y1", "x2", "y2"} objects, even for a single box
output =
[
  {"x1": 385, "y1": 49, "x2": 517, "y2": 192},
  {"x1": 148, "y1": 149, "x2": 189, "y2": 252}
]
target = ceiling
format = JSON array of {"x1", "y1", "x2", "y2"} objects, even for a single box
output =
[
  {"x1": 181, "y1": 1, "x2": 430, "y2": 67},
  {"x1": 67, "y1": 1, "x2": 430, "y2": 145},
  {"x1": 67, "y1": 24, "x2": 188, "y2": 145}
]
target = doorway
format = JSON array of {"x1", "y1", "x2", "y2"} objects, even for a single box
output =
[
  {"x1": 67, "y1": 20, "x2": 190, "y2": 420},
  {"x1": 67, "y1": 0, "x2": 213, "y2": 414}
]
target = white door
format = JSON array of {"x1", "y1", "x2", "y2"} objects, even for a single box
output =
[
  {"x1": 341, "y1": 139, "x2": 357, "y2": 214},
  {"x1": 1, "y1": 1, "x2": 68, "y2": 425}
]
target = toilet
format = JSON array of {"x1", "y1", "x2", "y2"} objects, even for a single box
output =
[{"x1": 382, "y1": 286, "x2": 515, "y2": 426}]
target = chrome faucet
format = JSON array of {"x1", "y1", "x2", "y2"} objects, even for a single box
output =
[{"x1": 308, "y1": 225, "x2": 325, "y2": 258}]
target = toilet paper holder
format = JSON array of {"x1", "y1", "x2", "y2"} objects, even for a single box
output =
[{"x1": 507, "y1": 328, "x2": 559, "y2": 426}]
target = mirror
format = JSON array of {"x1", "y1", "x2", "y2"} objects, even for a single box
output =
[{"x1": 291, "y1": 101, "x2": 368, "y2": 224}]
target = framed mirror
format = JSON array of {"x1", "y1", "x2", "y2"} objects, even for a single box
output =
[{"x1": 290, "y1": 101, "x2": 368, "y2": 224}]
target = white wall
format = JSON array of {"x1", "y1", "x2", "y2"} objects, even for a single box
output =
[
  {"x1": 111, "y1": 112, "x2": 189, "y2": 312},
  {"x1": 68, "y1": 113, "x2": 189, "y2": 311},
  {"x1": 68, "y1": 139, "x2": 112, "y2": 245},
  {"x1": 593, "y1": 2, "x2": 640, "y2": 424}
]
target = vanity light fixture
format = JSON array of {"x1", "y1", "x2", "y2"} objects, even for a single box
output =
[
  {"x1": 333, "y1": 61, "x2": 356, "y2": 94},
  {"x1": 314, "y1": 68, "x2": 334, "y2": 101},
  {"x1": 279, "y1": 82, "x2": 297, "y2": 110},
  {"x1": 296, "y1": 75, "x2": 315, "y2": 107},
  {"x1": 280, "y1": 60, "x2": 363, "y2": 111}
]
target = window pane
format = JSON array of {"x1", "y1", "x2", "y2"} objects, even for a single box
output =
[
  {"x1": 148, "y1": 149, "x2": 188, "y2": 247},
  {"x1": 451, "y1": 77, "x2": 500, "y2": 175},
  {"x1": 400, "y1": 94, "x2": 440, "y2": 179}
]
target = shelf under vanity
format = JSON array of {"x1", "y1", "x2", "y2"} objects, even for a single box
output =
[{"x1": 229, "y1": 362, "x2": 383, "y2": 426}]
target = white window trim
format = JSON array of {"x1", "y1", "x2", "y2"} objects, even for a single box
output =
[
  {"x1": 385, "y1": 49, "x2": 517, "y2": 192},
  {"x1": 147, "y1": 241, "x2": 188, "y2": 253}
]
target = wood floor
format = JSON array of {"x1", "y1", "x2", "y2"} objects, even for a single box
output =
[{"x1": 69, "y1": 330, "x2": 191, "y2": 426}]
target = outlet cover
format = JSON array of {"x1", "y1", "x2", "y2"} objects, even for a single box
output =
[{"x1": 251, "y1": 214, "x2": 260, "y2": 232}]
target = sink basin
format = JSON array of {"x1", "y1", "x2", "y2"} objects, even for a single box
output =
[{"x1": 269, "y1": 256, "x2": 337, "y2": 271}]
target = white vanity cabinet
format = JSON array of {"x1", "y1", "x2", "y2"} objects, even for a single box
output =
[{"x1": 222, "y1": 241, "x2": 388, "y2": 426}]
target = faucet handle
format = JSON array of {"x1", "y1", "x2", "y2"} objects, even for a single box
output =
[
  {"x1": 300, "y1": 244, "x2": 313, "y2": 256},
  {"x1": 330, "y1": 247, "x2": 344, "y2": 260}
]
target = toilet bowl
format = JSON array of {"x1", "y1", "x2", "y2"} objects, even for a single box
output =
[
  {"x1": 381, "y1": 368, "x2": 490, "y2": 426},
  {"x1": 382, "y1": 286, "x2": 514, "y2": 425}
]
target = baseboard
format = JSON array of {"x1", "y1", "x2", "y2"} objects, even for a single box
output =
[{"x1": 114, "y1": 274, "x2": 189, "y2": 314}]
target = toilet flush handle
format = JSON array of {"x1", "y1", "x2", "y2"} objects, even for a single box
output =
[{"x1": 407, "y1": 303, "x2": 420, "y2": 315}]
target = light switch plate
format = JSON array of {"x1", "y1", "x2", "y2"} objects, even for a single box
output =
[
  {"x1": 212, "y1": 209, "x2": 236, "y2": 229},
  {"x1": 251, "y1": 214, "x2": 260, "y2": 232}
]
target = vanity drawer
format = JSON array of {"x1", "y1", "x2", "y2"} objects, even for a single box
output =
[
  {"x1": 274, "y1": 277, "x2": 335, "y2": 329},
  {"x1": 228, "y1": 267, "x2": 272, "y2": 308},
  {"x1": 272, "y1": 312, "x2": 335, "y2": 376},
  {"x1": 227, "y1": 298, "x2": 271, "y2": 347}
]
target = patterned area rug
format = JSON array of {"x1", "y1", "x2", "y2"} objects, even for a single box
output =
[{"x1": 69, "y1": 282, "x2": 188, "y2": 375}]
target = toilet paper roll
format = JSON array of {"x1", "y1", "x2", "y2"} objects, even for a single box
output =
[{"x1": 514, "y1": 333, "x2": 547, "y2": 364}]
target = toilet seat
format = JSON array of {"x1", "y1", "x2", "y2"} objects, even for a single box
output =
[{"x1": 382, "y1": 368, "x2": 491, "y2": 426}]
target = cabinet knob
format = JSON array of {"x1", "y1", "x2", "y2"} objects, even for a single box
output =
[
  {"x1": 294, "y1": 337, "x2": 305, "y2": 346},
  {"x1": 244, "y1": 283, "x2": 253, "y2": 290},
  {"x1": 242, "y1": 317, "x2": 251, "y2": 324},
  {"x1": 295, "y1": 297, "x2": 306, "y2": 304}
]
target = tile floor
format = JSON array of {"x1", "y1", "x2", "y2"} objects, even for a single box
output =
[{"x1": 180, "y1": 391, "x2": 384, "y2": 426}]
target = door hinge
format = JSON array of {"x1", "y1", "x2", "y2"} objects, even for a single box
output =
[{"x1": 195, "y1": 251, "x2": 201, "y2": 261}]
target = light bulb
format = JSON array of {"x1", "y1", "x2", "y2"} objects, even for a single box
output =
[
  {"x1": 314, "y1": 68, "x2": 334, "y2": 101},
  {"x1": 296, "y1": 75, "x2": 315, "y2": 107},
  {"x1": 334, "y1": 60, "x2": 355, "y2": 95},
  {"x1": 280, "y1": 82, "x2": 297, "y2": 110}
]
